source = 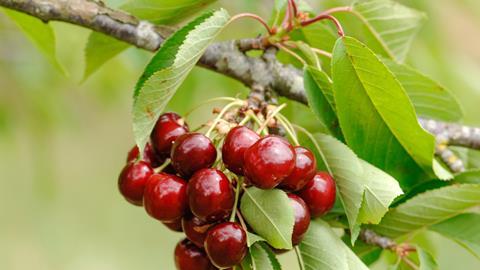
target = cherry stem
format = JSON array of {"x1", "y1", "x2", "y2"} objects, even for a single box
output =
[
  {"x1": 276, "y1": 43, "x2": 307, "y2": 66},
  {"x1": 205, "y1": 100, "x2": 244, "y2": 138},
  {"x1": 289, "y1": 0, "x2": 298, "y2": 18},
  {"x1": 401, "y1": 256, "x2": 420, "y2": 270},
  {"x1": 229, "y1": 177, "x2": 243, "y2": 222},
  {"x1": 236, "y1": 207, "x2": 248, "y2": 232},
  {"x1": 256, "y1": 103, "x2": 287, "y2": 134},
  {"x1": 294, "y1": 246, "x2": 306, "y2": 270},
  {"x1": 230, "y1": 13, "x2": 274, "y2": 34},
  {"x1": 184, "y1": 97, "x2": 237, "y2": 120},
  {"x1": 276, "y1": 114, "x2": 300, "y2": 146},
  {"x1": 311, "y1": 47, "x2": 333, "y2": 58},
  {"x1": 301, "y1": 14, "x2": 345, "y2": 37},
  {"x1": 154, "y1": 159, "x2": 171, "y2": 173}
]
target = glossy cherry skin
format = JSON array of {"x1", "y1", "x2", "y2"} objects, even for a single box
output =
[
  {"x1": 222, "y1": 126, "x2": 260, "y2": 175},
  {"x1": 163, "y1": 218, "x2": 183, "y2": 232},
  {"x1": 182, "y1": 214, "x2": 215, "y2": 248},
  {"x1": 187, "y1": 169, "x2": 234, "y2": 222},
  {"x1": 243, "y1": 135, "x2": 296, "y2": 189},
  {"x1": 288, "y1": 194, "x2": 311, "y2": 245},
  {"x1": 171, "y1": 133, "x2": 217, "y2": 178},
  {"x1": 118, "y1": 161, "x2": 154, "y2": 206},
  {"x1": 144, "y1": 173, "x2": 188, "y2": 222},
  {"x1": 127, "y1": 142, "x2": 164, "y2": 167},
  {"x1": 204, "y1": 222, "x2": 247, "y2": 268},
  {"x1": 151, "y1": 112, "x2": 189, "y2": 157},
  {"x1": 280, "y1": 147, "x2": 317, "y2": 192},
  {"x1": 297, "y1": 172, "x2": 336, "y2": 217},
  {"x1": 175, "y1": 239, "x2": 216, "y2": 270}
]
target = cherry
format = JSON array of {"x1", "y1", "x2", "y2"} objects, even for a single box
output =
[
  {"x1": 187, "y1": 169, "x2": 234, "y2": 222},
  {"x1": 118, "y1": 161, "x2": 153, "y2": 206},
  {"x1": 204, "y1": 222, "x2": 247, "y2": 268},
  {"x1": 127, "y1": 142, "x2": 164, "y2": 167},
  {"x1": 144, "y1": 173, "x2": 188, "y2": 222},
  {"x1": 182, "y1": 214, "x2": 215, "y2": 248},
  {"x1": 171, "y1": 133, "x2": 217, "y2": 178},
  {"x1": 151, "y1": 112, "x2": 189, "y2": 157},
  {"x1": 175, "y1": 239, "x2": 215, "y2": 270},
  {"x1": 297, "y1": 172, "x2": 336, "y2": 217},
  {"x1": 222, "y1": 126, "x2": 260, "y2": 175},
  {"x1": 243, "y1": 135, "x2": 296, "y2": 189},
  {"x1": 288, "y1": 194, "x2": 311, "y2": 245},
  {"x1": 163, "y1": 218, "x2": 183, "y2": 232},
  {"x1": 280, "y1": 146, "x2": 317, "y2": 191}
]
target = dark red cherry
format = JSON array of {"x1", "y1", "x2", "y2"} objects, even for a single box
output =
[
  {"x1": 175, "y1": 239, "x2": 215, "y2": 270},
  {"x1": 297, "y1": 172, "x2": 336, "y2": 217},
  {"x1": 182, "y1": 214, "x2": 215, "y2": 248},
  {"x1": 171, "y1": 133, "x2": 217, "y2": 178},
  {"x1": 163, "y1": 218, "x2": 183, "y2": 232},
  {"x1": 127, "y1": 142, "x2": 164, "y2": 167},
  {"x1": 243, "y1": 135, "x2": 296, "y2": 189},
  {"x1": 151, "y1": 112, "x2": 189, "y2": 157},
  {"x1": 144, "y1": 173, "x2": 188, "y2": 222},
  {"x1": 118, "y1": 161, "x2": 153, "y2": 206},
  {"x1": 204, "y1": 222, "x2": 247, "y2": 268},
  {"x1": 280, "y1": 146, "x2": 317, "y2": 191},
  {"x1": 187, "y1": 169, "x2": 234, "y2": 222},
  {"x1": 288, "y1": 194, "x2": 311, "y2": 245},
  {"x1": 222, "y1": 126, "x2": 260, "y2": 175}
]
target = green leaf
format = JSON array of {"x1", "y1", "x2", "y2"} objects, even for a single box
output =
[
  {"x1": 417, "y1": 247, "x2": 438, "y2": 270},
  {"x1": 454, "y1": 169, "x2": 480, "y2": 184},
  {"x1": 240, "y1": 187, "x2": 295, "y2": 249},
  {"x1": 2, "y1": 8, "x2": 65, "y2": 74},
  {"x1": 83, "y1": 33, "x2": 130, "y2": 80},
  {"x1": 299, "y1": 220, "x2": 369, "y2": 270},
  {"x1": 372, "y1": 184, "x2": 480, "y2": 238},
  {"x1": 351, "y1": 0, "x2": 426, "y2": 62},
  {"x1": 303, "y1": 66, "x2": 343, "y2": 140},
  {"x1": 241, "y1": 242, "x2": 282, "y2": 270},
  {"x1": 133, "y1": 9, "x2": 229, "y2": 151},
  {"x1": 83, "y1": 0, "x2": 215, "y2": 79},
  {"x1": 430, "y1": 213, "x2": 480, "y2": 259},
  {"x1": 332, "y1": 36, "x2": 440, "y2": 187},
  {"x1": 381, "y1": 58, "x2": 463, "y2": 122},
  {"x1": 122, "y1": 0, "x2": 217, "y2": 24},
  {"x1": 296, "y1": 42, "x2": 321, "y2": 69},
  {"x1": 247, "y1": 232, "x2": 267, "y2": 247},
  {"x1": 310, "y1": 133, "x2": 402, "y2": 243}
]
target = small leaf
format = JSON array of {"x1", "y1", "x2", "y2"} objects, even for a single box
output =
[
  {"x1": 311, "y1": 133, "x2": 402, "y2": 243},
  {"x1": 303, "y1": 66, "x2": 343, "y2": 140},
  {"x1": 381, "y1": 58, "x2": 463, "y2": 122},
  {"x1": 2, "y1": 8, "x2": 65, "y2": 74},
  {"x1": 417, "y1": 247, "x2": 438, "y2": 270},
  {"x1": 430, "y1": 213, "x2": 480, "y2": 259},
  {"x1": 372, "y1": 184, "x2": 480, "y2": 238},
  {"x1": 351, "y1": 0, "x2": 426, "y2": 62},
  {"x1": 299, "y1": 220, "x2": 369, "y2": 270},
  {"x1": 240, "y1": 187, "x2": 295, "y2": 249},
  {"x1": 247, "y1": 232, "x2": 266, "y2": 247},
  {"x1": 133, "y1": 9, "x2": 230, "y2": 152},
  {"x1": 332, "y1": 36, "x2": 441, "y2": 187},
  {"x1": 241, "y1": 242, "x2": 282, "y2": 270},
  {"x1": 454, "y1": 169, "x2": 480, "y2": 184},
  {"x1": 83, "y1": 33, "x2": 130, "y2": 80}
]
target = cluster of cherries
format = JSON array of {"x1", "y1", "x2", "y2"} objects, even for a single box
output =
[{"x1": 118, "y1": 112, "x2": 337, "y2": 269}]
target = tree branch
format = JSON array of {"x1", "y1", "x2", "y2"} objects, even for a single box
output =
[{"x1": 1, "y1": 0, "x2": 480, "y2": 172}]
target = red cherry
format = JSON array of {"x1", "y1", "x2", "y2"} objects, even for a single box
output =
[
  {"x1": 288, "y1": 194, "x2": 310, "y2": 245},
  {"x1": 144, "y1": 173, "x2": 188, "y2": 222},
  {"x1": 280, "y1": 147, "x2": 317, "y2": 191},
  {"x1": 175, "y1": 239, "x2": 215, "y2": 270},
  {"x1": 222, "y1": 126, "x2": 260, "y2": 175},
  {"x1": 127, "y1": 142, "x2": 164, "y2": 167},
  {"x1": 151, "y1": 112, "x2": 189, "y2": 157},
  {"x1": 187, "y1": 169, "x2": 234, "y2": 222},
  {"x1": 171, "y1": 133, "x2": 217, "y2": 178},
  {"x1": 204, "y1": 222, "x2": 247, "y2": 268},
  {"x1": 182, "y1": 214, "x2": 215, "y2": 248},
  {"x1": 243, "y1": 135, "x2": 296, "y2": 189},
  {"x1": 163, "y1": 218, "x2": 183, "y2": 232},
  {"x1": 118, "y1": 161, "x2": 153, "y2": 206},
  {"x1": 297, "y1": 172, "x2": 336, "y2": 217}
]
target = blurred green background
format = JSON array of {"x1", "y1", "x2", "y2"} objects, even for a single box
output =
[{"x1": 1, "y1": 0, "x2": 479, "y2": 269}]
